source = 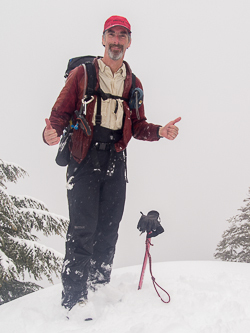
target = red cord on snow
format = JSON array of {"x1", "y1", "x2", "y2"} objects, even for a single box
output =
[{"x1": 138, "y1": 237, "x2": 171, "y2": 304}]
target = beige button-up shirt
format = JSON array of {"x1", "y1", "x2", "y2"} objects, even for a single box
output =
[{"x1": 92, "y1": 59, "x2": 126, "y2": 130}]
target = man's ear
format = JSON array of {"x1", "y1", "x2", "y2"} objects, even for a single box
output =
[
  {"x1": 102, "y1": 35, "x2": 105, "y2": 47},
  {"x1": 128, "y1": 38, "x2": 132, "y2": 49}
]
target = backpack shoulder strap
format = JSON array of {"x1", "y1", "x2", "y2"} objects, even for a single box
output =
[
  {"x1": 131, "y1": 73, "x2": 136, "y2": 91},
  {"x1": 85, "y1": 60, "x2": 96, "y2": 98},
  {"x1": 128, "y1": 73, "x2": 136, "y2": 101},
  {"x1": 82, "y1": 62, "x2": 138, "y2": 125},
  {"x1": 83, "y1": 60, "x2": 102, "y2": 125}
]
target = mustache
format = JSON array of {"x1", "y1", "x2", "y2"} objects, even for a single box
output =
[{"x1": 109, "y1": 44, "x2": 123, "y2": 50}]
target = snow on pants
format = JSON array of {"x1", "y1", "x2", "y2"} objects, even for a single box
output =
[{"x1": 61, "y1": 147, "x2": 126, "y2": 309}]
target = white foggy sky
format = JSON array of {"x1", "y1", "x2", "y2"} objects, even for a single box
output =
[{"x1": 1, "y1": 0, "x2": 250, "y2": 272}]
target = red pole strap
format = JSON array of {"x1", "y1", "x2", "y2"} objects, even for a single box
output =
[{"x1": 138, "y1": 238, "x2": 171, "y2": 304}]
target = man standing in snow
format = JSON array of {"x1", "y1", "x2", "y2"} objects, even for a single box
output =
[{"x1": 43, "y1": 15, "x2": 181, "y2": 315}]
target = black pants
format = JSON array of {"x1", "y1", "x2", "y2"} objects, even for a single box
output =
[{"x1": 61, "y1": 146, "x2": 126, "y2": 310}]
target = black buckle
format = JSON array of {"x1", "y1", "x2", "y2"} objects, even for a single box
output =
[
  {"x1": 94, "y1": 142, "x2": 110, "y2": 151},
  {"x1": 95, "y1": 115, "x2": 102, "y2": 125},
  {"x1": 99, "y1": 143, "x2": 107, "y2": 150}
]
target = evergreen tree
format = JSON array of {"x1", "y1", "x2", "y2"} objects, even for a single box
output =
[
  {"x1": 0, "y1": 159, "x2": 69, "y2": 304},
  {"x1": 214, "y1": 188, "x2": 250, "y2": 263}
]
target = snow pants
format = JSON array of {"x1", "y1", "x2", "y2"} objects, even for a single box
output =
[{"x1": 61, "y1": 146, "x2": 126, "y2": 310}]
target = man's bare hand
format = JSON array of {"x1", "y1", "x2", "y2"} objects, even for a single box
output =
[
  {"x1": 159, "y1": 117, "x2": 181, "y2": 140},
  {"x1": 44, "y1": 118, "x2": 60, "y2": 146}
]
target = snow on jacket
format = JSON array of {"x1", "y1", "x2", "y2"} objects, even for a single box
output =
[{"x1": 45, "y1": 57, "x2": 161, "y2": 163}]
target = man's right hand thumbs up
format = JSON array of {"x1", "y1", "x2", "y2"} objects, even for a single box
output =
[{"x1": 44, "y1": 118, "x2": 60, "y2": 146}]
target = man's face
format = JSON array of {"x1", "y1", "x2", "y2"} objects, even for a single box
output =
[{"x1": 103, "y1": 26, "x2": 131, "y2": 61}]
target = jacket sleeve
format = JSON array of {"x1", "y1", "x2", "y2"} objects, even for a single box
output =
[
  {"x1": 131, "y1": 77, "x2": 161, "y2": 142},
  {"x1": 44, "y1": 65, "x2": 86, "y2": 138}
]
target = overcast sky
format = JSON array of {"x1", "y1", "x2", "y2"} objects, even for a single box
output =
[{"x1": 1, "y1": 0, "x2": 250, "y2": 277}]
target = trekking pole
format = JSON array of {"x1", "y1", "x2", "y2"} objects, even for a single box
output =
[
  {"x1": 138, "y1": 235, "x2": 151, "y2": 290},
  {"x1": 137, "y1": 211, "x2": 171, "y2": 303}
]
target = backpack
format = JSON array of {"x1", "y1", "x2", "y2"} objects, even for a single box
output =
[
  {"x1": 64, "y1": 56, "x2": 143, "y2": 119},
  {"x1": 55, "y1": 56, "x2": 143, "y2": 167}
]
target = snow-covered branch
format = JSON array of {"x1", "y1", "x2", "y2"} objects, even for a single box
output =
[
  {"x1": 0, "y1": 158, "x2": 69, "y2": 304},
  {"x1": 0, "y1": 159, "x2": 28, "y2": 188}
]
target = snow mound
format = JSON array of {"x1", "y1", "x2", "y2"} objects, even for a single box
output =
[{"x1": 1, "y1": 261, "x2": 250, "y2": 333}]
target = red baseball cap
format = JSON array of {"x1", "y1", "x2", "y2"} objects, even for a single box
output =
[{"x1": 103, "y1": 15, "x2": 131, "y2": 33}]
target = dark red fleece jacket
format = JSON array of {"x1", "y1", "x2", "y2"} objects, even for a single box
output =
[{"x1": 44, "y1": 58, "x2": 161, "y2": 163}]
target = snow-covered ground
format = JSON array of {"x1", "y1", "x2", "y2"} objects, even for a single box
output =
[{"x1": 1, "y1": 261, "x2": 250, "y2": 333}]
